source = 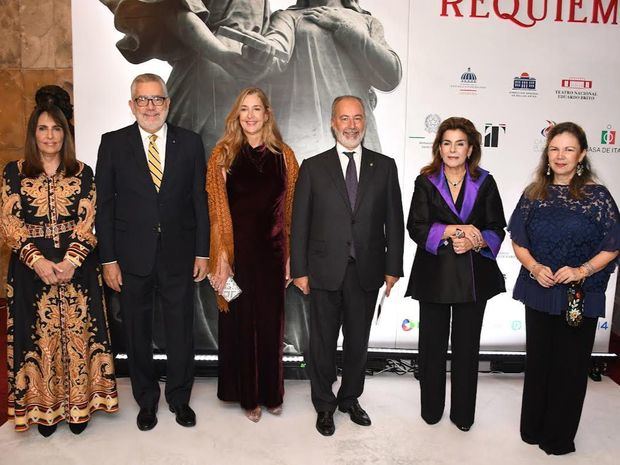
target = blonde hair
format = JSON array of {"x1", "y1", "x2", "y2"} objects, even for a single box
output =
[{"x1": 215, "y1": 87, "x2": 284, "y2": 171}]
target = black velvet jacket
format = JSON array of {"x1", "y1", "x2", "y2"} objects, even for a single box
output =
[{"x1": 405, "y1": 168, "x2": 506, "y2": 303}]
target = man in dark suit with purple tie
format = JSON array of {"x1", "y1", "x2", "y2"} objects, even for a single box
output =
[
  {"x1": 290, "y1": 95, "x2": 404, "y2": 436},
  {"x1": 95, "y1": 73, "x2": 209, "y2": 431}
]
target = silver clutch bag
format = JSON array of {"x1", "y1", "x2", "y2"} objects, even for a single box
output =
[{"x1": 220, "y1": 276, "x2": 242, "y2": 302}]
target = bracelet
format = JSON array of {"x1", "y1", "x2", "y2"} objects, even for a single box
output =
[{"x1": 581, "y1": 261, "x2": 595, "y2": 277}]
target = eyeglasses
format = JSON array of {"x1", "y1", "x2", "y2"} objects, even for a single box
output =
[{"x1": 134, "y1": 96, "x2": 167, "y2": 107}]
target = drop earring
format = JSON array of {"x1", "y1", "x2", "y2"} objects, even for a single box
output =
[
  {"x1": 576, "y1": 162, "x2": 583, "y2": 177},
  {"x1": 546, "y1": 164, "x2": 551, "y2": 176}
]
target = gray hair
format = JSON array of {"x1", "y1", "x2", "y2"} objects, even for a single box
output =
[
  {"x1": 331, "y1": 95, "x2": 365, "y2": 120},
  {"x1": 130, "y1": 73, "x2": 168, "y2": 98}
]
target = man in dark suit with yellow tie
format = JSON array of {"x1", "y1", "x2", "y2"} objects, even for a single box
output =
[
  {"x1": 95, "y1": 73, "x2": 209, "y2": 431},
  {"x1": 291, "y1": 95, "x2": 404, "y2": 436}
]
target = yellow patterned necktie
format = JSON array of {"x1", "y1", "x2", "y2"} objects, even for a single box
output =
[{"x1": 147, "y1": 134, "x2": 163, "y2": 191}]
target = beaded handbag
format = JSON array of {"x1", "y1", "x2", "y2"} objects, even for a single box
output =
[{"x1": 566, "y1": 281, "x2": 584, "y2": 327}]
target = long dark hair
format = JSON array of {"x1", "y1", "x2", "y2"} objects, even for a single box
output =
[
  {"x1": 525, "y1": 122, "x2": 594, "y2": 200},
  {"x1": 421, "y1": 117, "x2": 483, "y2": 180},
  {"x1": 23, "y1": 105, "x2": 78, "y2": 178}
]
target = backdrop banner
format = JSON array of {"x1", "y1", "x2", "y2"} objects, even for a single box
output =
[{"x1": 73, "y1": 0, "x2": 619, "y2": 354}]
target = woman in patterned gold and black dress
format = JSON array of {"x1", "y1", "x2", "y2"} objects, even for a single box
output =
[{"x1": 1, "y1": 104, "x2": 118, "y2": 436}]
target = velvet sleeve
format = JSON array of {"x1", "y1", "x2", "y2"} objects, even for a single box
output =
[{"x1": 407, "y1": 175, "x2": 446, "y2": 256}]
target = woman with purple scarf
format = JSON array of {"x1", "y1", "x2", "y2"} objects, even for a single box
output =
[{"x1": 405, "y1": 117, "x2": 506, "y2": 432}]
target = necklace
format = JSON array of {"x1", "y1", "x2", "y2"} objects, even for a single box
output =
[{"x1": 446, "y1": 175, "x2": 464, "y2": 187}]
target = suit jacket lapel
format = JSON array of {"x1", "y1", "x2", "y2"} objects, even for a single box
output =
[
  {"x1": 159, "y1": 123, "x2": 176, "y2": 194},
  {"x1": 461, "y1": 167, "x2": 489, "y2": 223},
  {"x1": 323, "y1": 148, "x2": 352, "y2": 213},
  {"x1": 129, "y1": 123, "x2": 158, "y2": 197},
  {"x1": 428, "y1": 168, "x2": 460, "y2": 221},
  {"x1": 354, "y1": 148, "x2": 376, "y2": 214}
]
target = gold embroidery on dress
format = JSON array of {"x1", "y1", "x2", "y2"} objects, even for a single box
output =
[
  {"x1": 72, "y1": 187, "x2": 97, "y2": 247},
  {"x1": 0, "y1": 183, "x2": 29, "y2": 251},
  {"x1": 11, "y1": 283, "x2": 118, "y2": 429}
]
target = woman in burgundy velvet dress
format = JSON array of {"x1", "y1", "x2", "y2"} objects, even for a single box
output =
[{"x1": 206, "y1": 87, "x2": 299, "y2": 422}]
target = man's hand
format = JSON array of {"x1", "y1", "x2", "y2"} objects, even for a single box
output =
[
  {"x1": 53, "y1": 260, "x2": 76, "y2": 284},
  {"x1": 384, "y1": 275, "x2": 399, "y2": 297},
  {"x1": 103, "y1": 262, "x2": 123, "y2": 292},
  {"x1": 33, "y1": 258, "x2": 59, "y2": 285},
  {"x1": 293, "y1": 276, "x2": 310, "y2": 295},
  {"x1": 193, "y1": 257, "x2": 209, "y2": 282}
]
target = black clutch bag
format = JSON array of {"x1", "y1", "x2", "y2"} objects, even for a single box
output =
[{"x1": 566, "y1": 281, "x2": 585, "y2": 327}]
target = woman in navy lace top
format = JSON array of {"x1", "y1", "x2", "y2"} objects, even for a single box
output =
[{"x1": 508, "y1": 122, "x2": 619, "y2": 456}]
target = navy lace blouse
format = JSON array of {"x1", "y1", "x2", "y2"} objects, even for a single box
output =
[{"x1": 508, "y1": 185, "x2": 619, "y2": 318}]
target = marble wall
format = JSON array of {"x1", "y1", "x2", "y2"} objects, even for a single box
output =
[{"x1": 0, "y1": 0, "x2": 73, "y2": 297}]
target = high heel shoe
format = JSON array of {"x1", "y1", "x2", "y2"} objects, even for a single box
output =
[
  {"x1": 245, "y1": 407, "x2": 262, "y2": 423},
  {"x1": 37, "y1": 424, "x2": 57, "y2": 437},
  {"x1": 69, "y1": 421, "x2": 88, "y2": 434},
  {"x1": 267, "y1": 405, "x2": 283, "y2": 416}
]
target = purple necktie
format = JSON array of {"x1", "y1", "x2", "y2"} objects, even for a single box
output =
[
  {"x1": 343, "y1": 151, "x2": 358, "y2": 208},
  {"x1": 343, "y1": 151, "x2": 358, "y2": 258}
]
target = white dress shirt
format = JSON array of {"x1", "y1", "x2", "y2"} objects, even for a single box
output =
[
  {"x1": 336, "y1": 142, "x2": 361, "y2": 181},
  {"x1": 138, "y1": 123, "x2": 167, "y2": 171}
]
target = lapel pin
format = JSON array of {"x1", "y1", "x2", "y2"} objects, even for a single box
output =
[{"x1": 370, "y1": 162, "x2": 374, "y2": 167}]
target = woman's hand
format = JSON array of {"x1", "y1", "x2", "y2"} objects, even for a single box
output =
[
  {"x1": 209, "y1": 254, "x2": 233, "y2": 295},
  {"x1": 554, "y1": 266, "x2": 586, "y2": 284},
  {"x1": 53, "y1": 260, "x2": 76, "y2": 284},
  {"x1": 458, "y1": 225, "x2": 483, "y2": 247},
  {"x1": 452, "y1": 236, "x2": 474, "y2": 254},
  {"x1": 33, "y1": 258, "x2": 59, "y2": 285},
  {"x1": 530, "y1": 263, "x2": 555, "y2": 288}
]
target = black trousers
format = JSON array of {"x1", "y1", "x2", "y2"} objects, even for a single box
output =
[
  {"x1": 521, "y1": 306, "x2": 597, "y2": 455},
  {"x1": 418, "y1": 300, "x2": 486, "y2": 427},
  {"x1": 308, "y1": 261, "x2": 379, "y2": 413},
  {"x1": 119, "y1": 247, "x2": 195, "y2": 409}
]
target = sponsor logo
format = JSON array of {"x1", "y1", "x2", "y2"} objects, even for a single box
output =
[
  {"x1": 510, "y1": 72, "x2": 538, "y2": 98},
  {"x1": 601, "y1": 125, "x2": 616, "y2": 144},
  {"x1": 511, "y1": 320, "x2": 523, "y2": 331},
  {"x1": 425, "y1": 114, "x2": 442, "y2": 133},
  {"x1": 533, "y1": 120, "x2": 556, "y2": 152},
  {"x1": 450, "y1": 67, "x2": 486, "y2": 95},
  {"x1": 588, "y1": 125, "x2": 620, "y2": 154},
  {"x1": 402, "y1": 319, "x2": 418, "y2": 331},
  {"x1": 440, "y1": 0, "x2": 619, "y2": 28},
  {"x1": 556, "y1": 77, "x2": 597, "y2": 101},
  {"x1": 484, "y1": 123, "x2": 506, "y2": 148},
  {"x1": 541, "y1": 120, "x2": 556, "y2": 137}
]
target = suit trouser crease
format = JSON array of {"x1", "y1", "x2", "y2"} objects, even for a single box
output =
[
  {"x1": 119, "y1": 244, "x2": 194, "y2": 409},
  {"x1": 520, "y1": 306, "x2": 597, "y2": 453},
  {"x1": 418, "y1": 301, "x2": 486, "y2": 426},
  {"x1": 308, "y1": 261, "x2": 378, "y2": 413}
]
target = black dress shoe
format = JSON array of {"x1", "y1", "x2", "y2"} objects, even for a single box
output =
[
  {"x1": 169, "y1": 404, "x2": 196, "y2": 427},
  {"x1": 316, "y1": 411, "x2": 335, "y2": 436},
  {"x1": 69, "y1": 421, "x2": 88, "y2": 435},
  {"x1": 137, "y1": 406, "x2": 158, "y2": 431},
  {"x1": 338, "y1": 402, "x2": 371, "y2": 426},
  {"x1": 37, "y1": 424, "x2": 57, "y2": 437}
]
